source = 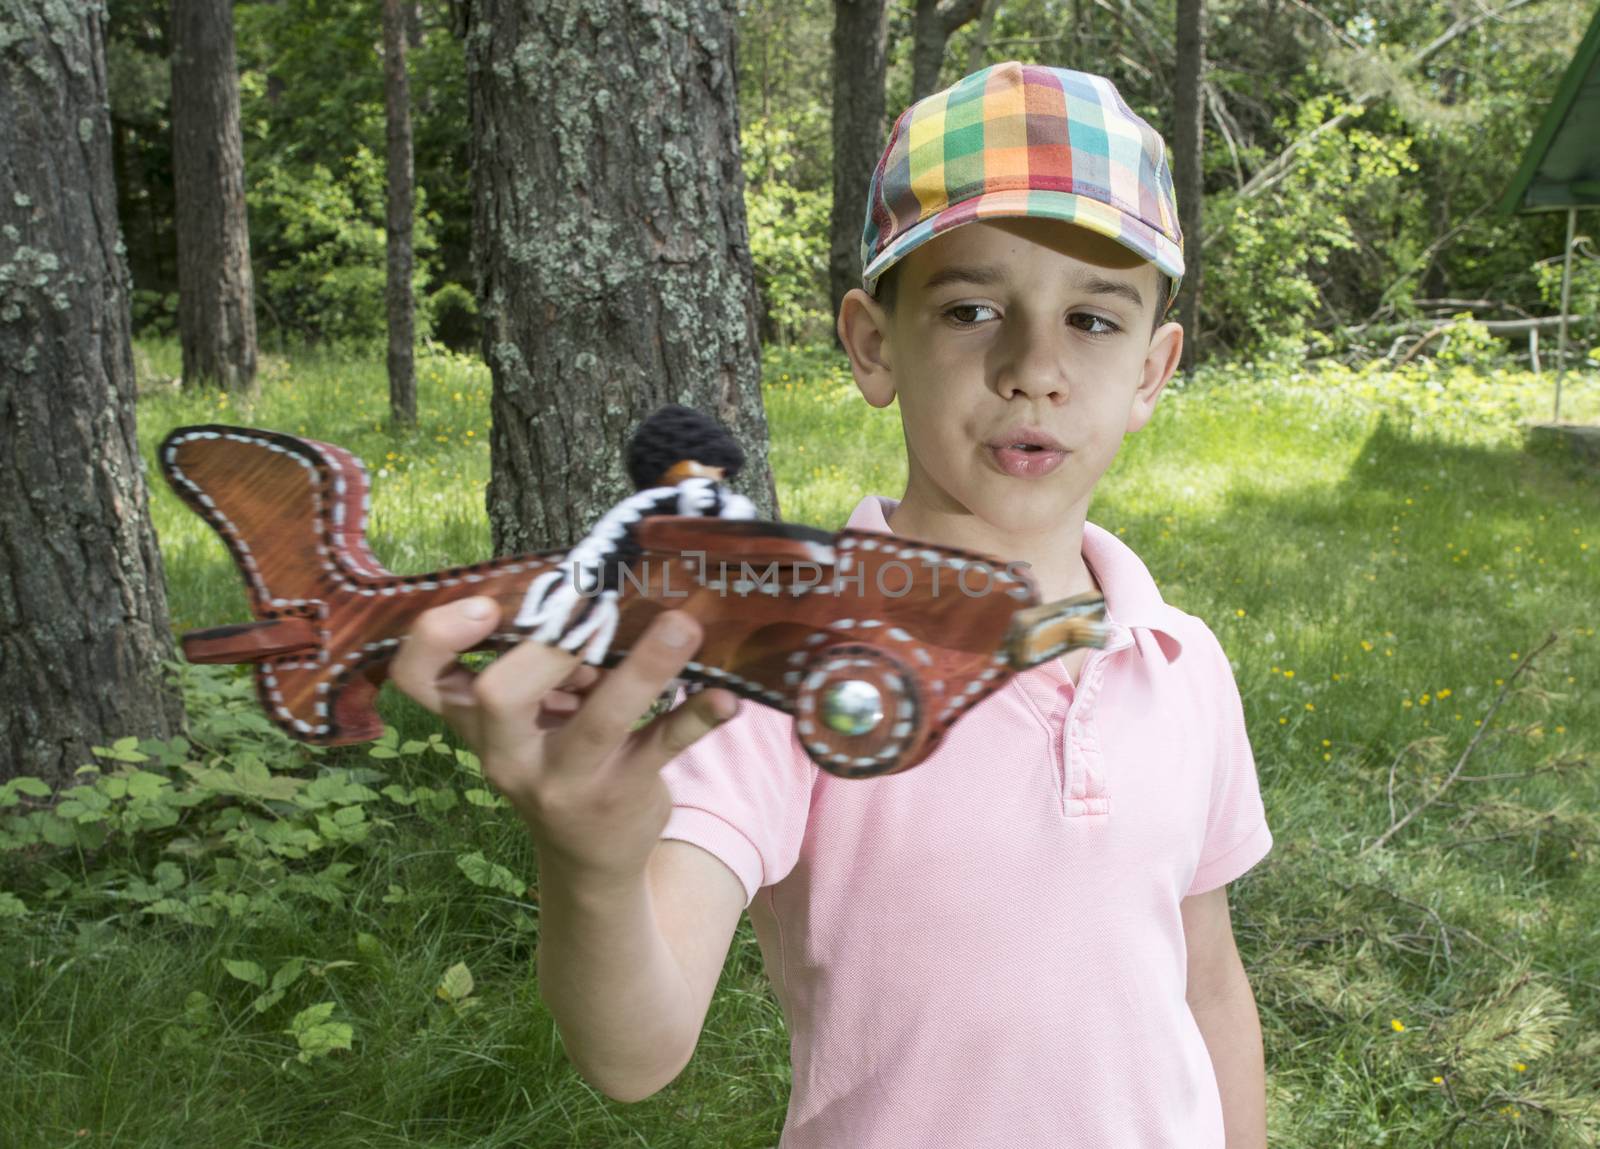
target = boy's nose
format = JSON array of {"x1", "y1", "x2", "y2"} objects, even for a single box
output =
[{"x1": 994, "y1": 327, "x2": 1071, "y2": 404}]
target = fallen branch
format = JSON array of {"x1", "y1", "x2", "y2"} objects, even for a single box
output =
[
  {"x1": 1363, "y1": 632, "x2": 1560, "y2": 855},
  {"x1": 1329, "y1": 873, "x2": 1600, "y2": 998},
  {"x1": 1394, "y1": 324, "x2": 1453, "y2": 367},
  {"x1": 1412, "y1": 298, "x2": 1532, "y2": 317},
  {"x1": 1348, "y1": 315, "x2": 1596, "y2": 340}
]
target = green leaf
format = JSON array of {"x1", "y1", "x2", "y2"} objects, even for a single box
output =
[
  {"x1": 286, "y1": 1002, "x2": 352, "y2": 1063},
  {"x1": 146, "y1": 736, "x2": 191, "y2": 767},
  {"x1": 367, "y1": 746, "x2": 399, "y2": 760},
  {"x1": 355, "y1": 932, "x2": 381, "y2": 957},
  {"x1": 463, "y1": 788, "x2": 507, "y2": 808},
  {"x1": 40, "y1": 816, "x2": 77, "y2": 847},
  {"x1": 210, "y1": 891, "x2": 250, "y2": 920},
  {"x1": 297, "y1": 1020, "x2": 353, "y2": 1063},
  {"x1": 288, "y1": 1000, "x2": 335, "y2": 1028},
  {"x1": 152, "y1": 861, "x2": 185, "y2": 891},
  {"x1": 0, "y1": 777, "x2": 50, "y2": 808},
  {"x1": 272, "y1": 957, "x2": 306, "y2": 991},
  {"x1": 416, "y1": 787, "x2": 458, "y2": 814},
  {"x1": 231, "y1": 758, "x2": 302, "y2": 801},
  {"x1": 0, "y1": 892, "x2": 27, "y2": 918},
  {"x1": 300, "y1": 775, "x2": 380, "y2": 807},
  {"x1": 93, "y1": 737, "x2": 149, "y2": 764},
  {"x1": 252, "y1": 987, "x2": 286, "y2": 1014},
  {"x1": 225, "y1": 959, "x2": 268, "y2": 988},
  {"x1": 455, "y1": 851, "x2": 524, "y2": 895},
  {"x1": 380, "y1": 784, "x2": 415, "y2": 806},
  {"x1": 258, "y1": 819, "x2": 321, "y2": 858},
  {"x1": 436, "y1": 961, "x2": 474, "y2": 1004}
]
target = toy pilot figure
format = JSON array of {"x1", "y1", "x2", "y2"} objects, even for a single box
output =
[{"x1": 514, "y1": 404, "x2": 757, "y2": 664}]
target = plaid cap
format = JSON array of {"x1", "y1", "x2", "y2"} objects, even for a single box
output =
[{"x1": 861, "y1": 61, "x2": 1184, "y2": 314}]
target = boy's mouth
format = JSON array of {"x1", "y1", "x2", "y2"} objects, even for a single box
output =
[{"x1": 986, "y1": 429, "x2": 1068, "y2": 478}]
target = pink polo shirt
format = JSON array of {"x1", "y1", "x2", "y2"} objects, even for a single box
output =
[{"x1": 659, "y1": 494, "x2": 1273, "y2": 1147}]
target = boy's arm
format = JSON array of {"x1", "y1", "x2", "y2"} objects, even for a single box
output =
[
  {"x1": 387, "y1": 600, "x2": 750, "y2": 1105},
  {"x1": 1181, "y1": 885, "x2": 1267, "y2": 1149},
  {"x1": 537, "y1": 839, "x2": 746, "y2": 1102}
]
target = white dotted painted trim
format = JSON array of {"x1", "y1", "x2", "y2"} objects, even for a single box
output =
[
  {"x1": 163, "y1": 426, "x2": 560, "y2": 738},
  {"x1": 794, "y1": 648, "x2": 919, "y2": 776},
  {"x1": 679, "y1": 659, "x2": 786, "y2": 707}
]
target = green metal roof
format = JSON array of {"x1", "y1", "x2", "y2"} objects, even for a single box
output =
[{"x1": 1499, "y1": 3, "x2": 1600, "y2": 214}]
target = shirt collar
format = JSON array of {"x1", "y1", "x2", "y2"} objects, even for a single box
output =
[{"x1": 843, "y1": 494, "x2": 1184, "y2": 662}]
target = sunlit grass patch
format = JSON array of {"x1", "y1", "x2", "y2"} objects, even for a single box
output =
[{"x1": 136, "y1": 337, "x2": 495, "y2": 632}]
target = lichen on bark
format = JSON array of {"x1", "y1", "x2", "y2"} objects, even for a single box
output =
[{"x1": 466, "y1": 0, "x2": 777, "y2": 557}]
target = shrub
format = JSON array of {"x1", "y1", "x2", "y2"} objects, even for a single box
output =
[{"x1": 248, "y1": 146, "x2": 443, "y2": 351}]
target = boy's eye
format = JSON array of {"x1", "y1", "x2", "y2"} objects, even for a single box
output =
[
  {"x1": 944, "y1": 303, "x2": 997, "y2": 326},
  {"x1": 1070, "y1": 313, "x2": 1121, "y2": 336}
]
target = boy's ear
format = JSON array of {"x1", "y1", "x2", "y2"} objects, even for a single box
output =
[
  {"x1": 1127, "y1": 319, "x2": 1183, "y2": 434},
  {"x1": 837, "y1": 288, "x2": 897, "y2": 408}
]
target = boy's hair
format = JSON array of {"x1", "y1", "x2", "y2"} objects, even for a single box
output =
[{"x1": 873, "y1": 260, "x2": 1173, "y2": 337}]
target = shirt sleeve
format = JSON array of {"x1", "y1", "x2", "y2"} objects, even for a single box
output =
[
  {"x1": 1185, "y1": 624, "x2": 1274, "y2": 897},
  {"x1": 657, "y1": 688, "x2": 817, "y2": 909}
]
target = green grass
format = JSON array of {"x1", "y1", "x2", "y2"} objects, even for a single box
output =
[{"x1": 3, "y1": 338, "x2": 1598, "y2": 1147}]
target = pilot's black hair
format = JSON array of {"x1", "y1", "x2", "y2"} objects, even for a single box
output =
[{"x1": 625, "y1": 404, "x2": 746, "y2": 490}]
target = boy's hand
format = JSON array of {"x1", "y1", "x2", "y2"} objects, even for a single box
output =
[{"x1": 389, "y1": 597, "x2": 739, "y2": 886}]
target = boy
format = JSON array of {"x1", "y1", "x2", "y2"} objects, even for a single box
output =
[{"x1": 391, "y1": 62, "x2": 1272, "y2": 1148}]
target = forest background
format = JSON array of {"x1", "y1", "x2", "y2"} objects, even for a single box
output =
[{"x1": 106, "y1": 0, "x2": 1598, "y2": 363}]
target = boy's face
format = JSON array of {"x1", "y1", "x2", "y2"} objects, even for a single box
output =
[{"x1": 838, "y1": 217, "x2": 1183, "y2": 538}]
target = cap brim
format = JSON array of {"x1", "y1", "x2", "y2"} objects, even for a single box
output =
[{"x1": 863, "y1": 189, "x2": 1184, "y2": 312}]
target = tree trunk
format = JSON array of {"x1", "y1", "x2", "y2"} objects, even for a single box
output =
[
  {"x1": 170, "y1": 0, "x2": 257, "y2": 392},
  {"x1": 1173, "y1": 0, "x2": 1204, "y2": 372},
  {"x1": 912, "y1": 0, "x2": 946, "y2": 102},
  {"x1": 967, "y1": 0, "x2": 997, "y2": 73},
  {"x1": 912, "y1": 0, "x2": 986, "y2": 102},
  {"x1": 384, "y1": 0, "x2": 417, "y2": 427},
  {"x1": 1, "y1": 0, "x2": 184, "y2": 784},
  {"x1": 464, "y1": 0, "x2": 778, "y2": 556},
  {"x1": 829, "y1": 0, "x2": 889, "y2": 327}
]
